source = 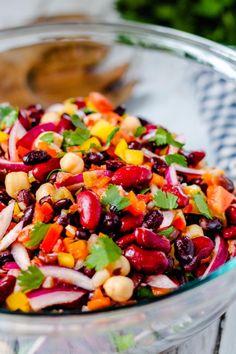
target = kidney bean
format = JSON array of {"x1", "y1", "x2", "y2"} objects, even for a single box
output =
[
  {"x1": 32, "y1": 158, "x2": 60, "y2": 182},
  {"x1": 18, "y1": 109, "x2": 31, "y2": 130},
  {"x1": 199, "y1": 217, "x2": 223, "y2": 235},
  {"x1": 218, "y1": 175, "x2": 234, "y2": 193},
  {"x1": 22, "y1": 204, "x2": 35, "y2": 227},
  {"x1": 75, "y1": 228, "x2": 90, "y2": 240},
  {"x1": 111, "y1": 166, "x2": 152, "y2": 189},
  {"x1": 105, "y1": 160, "x2": 125, "y2": 172},
  {"x1": 183, "y1": 150, "x2": 205, "y2": 166},
  {"x1": 142, "y1": 141, "x2": 157, "y2": 153},
  {"x1": 189, "y1": 178, "x2": 208, "y2": 194},
  {"x1": 74, "y1": 98, "x2": 86, "y2": 109},
  {"x1": 0, "y1": 186, "x2": 10, "y2": 205},
  {"x1": 223, "y1": 226, "x2": 236, "y2": 239},
  {"x1": 128, "y1": 141, "x2": 142, "y2": 150},
  {"x1": 175, "y1": 236, "x2": 194, "y2": 265},
  {"x1": 82, "y1": 267, "x2": 95, "y2": 278},
  {"x1": 0, "y1": 275, "x2": 16, "y2": 304},
  {"x1": 17, "y1": 189, "x2": 35, "y2": 209},
  {"x1": 142, "y1": 209, "x2": 163, "y2": 230},
  {"x1": 54, "y1": 198, "x2": 72, "y2": 211},
  {"x1": 0, "y1": 250, "x2": 13, "y2": 266},
  {"x1": 134, "y1": 228, "x2": 171, "y2": 253},
  {"x1": 77, "y1": 190, "x2": 101, "y2": 230},
  {"x1": 151, "y1": 157, "x2": 168, "y2": 176},
  {"x1": 120, "y1": 213, "x2": 144, "y2": 233},
  {"x1": 124, "y1": 244, "x2": 169, "y2": 274},
  {"x1": 57, "y1": 113, "x2": 74, "y2": 133},
  {"x1": 85, "y1": 152, "x2": 108, "y2": 166},
  {"x1": 162, "y1": 185, "x2": 189, "y2": 207},
  {"x1": 192, "y1": 236, "x2": 214, "y2": 260},
  {"x1": 116, "y1": 233, "x2": 135, "y2": 249},
  {"x1": 194, "y1": 263, "x2": 208, "y2": 278},
  {"x1": 226, "y1": 205, "x2": 236, "y2": 225},
  {"x1": 100, "y1": 212, "x2": 121, "y2": 233},
  {"x1": 23, "y1": 150, "x2": 51, "y2": 165}
]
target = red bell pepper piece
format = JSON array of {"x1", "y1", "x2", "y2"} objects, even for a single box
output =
[{"x1": 40, "y1": 224, "x2": 63, "y2": 253}]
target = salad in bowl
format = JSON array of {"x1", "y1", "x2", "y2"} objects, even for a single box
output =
[{"x1": 0, "y1": 91, "x2": 235, "y2": 313}]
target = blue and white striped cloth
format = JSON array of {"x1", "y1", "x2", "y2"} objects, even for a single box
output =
[{"x1": 195, "y1": 70, "x2": 236, "y2": 181}]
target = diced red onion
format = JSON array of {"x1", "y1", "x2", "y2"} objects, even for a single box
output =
[
  {"x1": 175, "y1": 165, "x2": 205, "y2": 175},
  {"x1": 142, "y1": 148, "x2": 164, "y2": 159},
  {"x1": 159, "y1": 211, "x2": 175, "y2": 229},
  {"x1": 0, "y1": 202, "x2": 15, "y2": 240},
  {"x1": 203, "y1": 236, "x2": 228, "y2": 277},
  {"x1": 2, "y1": 261, "x2": 20, "y2": 270},
  {"x1": 16, "y1": 123, "x2": 57, "y2": 149},
  {"x1": 40, "y1": 266, "x2": 94, "y2": 291},
  {"x1": 0, "y1": 158, "x2": 31, "y2": 172},
  {"x1": 167, "y1": 145, "x2": 179, "y2": 155},
  {"x1": 142, "y1": 130, "x2": 156, "y2": 141},
  {"x1": 28, "y1": 288, "x2": 86, "y2": 311},
  {"x1": 146, "y1": 275, "x2": 178, "y2": 289},
  {"x1": 55, "y1": 170, "x2": 113, "y2": 188},
  {"x1": 8, "y1": 120, "x2": 27, "y2": 161},
  {"x1": 0, "y1": 221, "x2": 24, "y2": 251},
  {"x1": 11, "y1": 242, "x2": 31, "y2": 270},
  {"x1": 165, "y1": 166, "x2": 179, "y2": 185}
]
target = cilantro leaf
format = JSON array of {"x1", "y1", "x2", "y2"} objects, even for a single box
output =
[
  {"x1": 106, "y1": 127, "x2": 120, "y2": 145},
  {"x1": 136, "y1": 286, "x2": 154, "y2": 299},
  {"x1": 139, "y1": 187, "x2": 150, "y2": 195},
  {"x1": 18, "y1": 266, "x2": 44, "y2": 292},
  {"x1": 193, "y1": 192, "x2": 212, "y2": 219},
  {"x1": 165, "y1": 153, "x2": 187, "y2": 167},
  {"x1": 0, "y1": 106, "x2": 18, "y2": 129},
  {"x1": 113, "y1": 334, "x2": 135, "y2": 352},
  {"x1": 134, "y1": 126, "x2": 146, "y2": 137},
  {"x1": 62, "y1": 127, "x2": 90, "y2": 148},
  {"x1": 40, "y1": 132, "x2": 54, "y2": 144},
  {"x1": 26, "y1": 222, "x2": 51, "y2": 248},
  {"x1": 153, "y1": 189, "x2": 178, "y2": 210},
  {"x1": 71, "y1": 114, "x2": 87, "y2": 130},
  {"x1": 101, "y1": 184, "x2": 130, "y2": 211},
  {"x1": 150, "y1": 127, "x2": 184, "y2": 148},
  {"x1": 85, "y1": 235, "x2": 122, "y2": 271},
  {"x1": 158, "y1": 226, "x2": 176, "y2": 237}
]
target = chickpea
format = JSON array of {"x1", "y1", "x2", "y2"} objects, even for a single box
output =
[
  {"x1": 60, "y1": 152, "x2": 84, "y2": 174},
  {"x1": 120, "y1": 115, "x2": 141, "y2": 133},
  {"x1": 41, "y1": 112, "x2": 60, "y2": 125},
  {"x1": 103, "y1": 276, "x2": 134, "y2": 302},
  {"x1": 36, "y1": 183, "x2": 56, "y2": 202},
  {"x1": 5, "y1": 172, "x2": 31, "y2": 199},
  {"x1": 110, "y1": 256, "x2": 131, "y2": 276},
  {"x1": 92, "y1": 269, "x2": 110, "y2": 288}
]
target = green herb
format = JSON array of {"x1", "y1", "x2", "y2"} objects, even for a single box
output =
[
  {"x1": 62, "y1": 127, "x2": 90, "y2": 148},
  {"x1": 83, "y1": 108, "x2": 96, "y2": 114},
  {"x1": 150, "y1": 127, "x2": 184, "y2": 148},
  {"x1": 40, "y1": 132, "x2": 54, "y2": 144},
  {"x1": 71, "y1": 114, "x2": 87, "y2": 130},
  {"x1": 0, "y1": 106, "x2": 18, "y2": 129},
  {"x1": 113, "y1": 334, "x2": 135, "y2": 352},
  {"x1": 101, "y1": 184, "x2": 130, "y2": 211},
  {"x1": 106, "y1": 127, "x2": 120, "y2": 145},
  {"x1": 56, "y1": 152, "x2": 66, "y2": 158},
  {"x1": 85, "y1": 235, "x2": 122, "y2": 271},
  {"x1": 134, "y1": 126, "x2": 146, "y2": 137},
  {"x1": 139, "y1": 187, "x2": 150, "y2": 195},
  {"x1": 165, "y1": 153, "x2": 187, "y2": 167},
  {"x1": 18, "y1": 266, "x2": 44, "y2": 292},
  {"x1": 193, "y1": 192, "x2": 212, "y2": 219},
  {"x1": 26, "y1": 222, "x2": 51, "y2": 248},
  {"x1": 159, "y1": 226, "x2": 176, "y2": 237},
  {"x1": 137, "y1": 286, "x2": 154, "y2": 299},
  {"x1": 153, "y1": 189, "x2": 178, "y2": 210}
]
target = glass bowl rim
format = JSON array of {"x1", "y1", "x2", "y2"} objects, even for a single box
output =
[{"x1": 0, "y1": 20, "x2": 235, "y2": 317}]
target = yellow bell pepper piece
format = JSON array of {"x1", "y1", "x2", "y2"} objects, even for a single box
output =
[
  {"x1": 0, "y1": 131, "x2": 8, "y2": 142},
  {"x1": 90, "y1": 120, "x2": 114, "y2": 143},
  {"x1": 183, "y1": 185, "x2": 201, "y2": 196},
  {"x1": 6, "y1": 292, "x2": 30, "y2": 312},
  {"x1": 79, "y1": 137, "x2": 101, "y2": 152},
  {"x1": 58, "y1": 252, "x2": 75, "y2": 268},
  {"x1": 60, "y1": 103, "x2": 77, "y2": 116},
  {"x1": 114, "y1": 139, "x2": 128, "y2": 160},
  {"x1": 124, "y1": 149, "x2": 144, "y2": 165}
]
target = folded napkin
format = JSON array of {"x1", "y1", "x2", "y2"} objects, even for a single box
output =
[{"x1": 195, "y1": 69, "x2": 236, "y2": 181}]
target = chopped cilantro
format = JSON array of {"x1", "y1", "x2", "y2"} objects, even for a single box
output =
[
  {"x1": 165, "y1": 153, "x2": 187, "y2": 167},
  {"x1": 85, "y1": 235, "x2": 122, "y2": 271},
  {"x1": 83, "y1": 108, "x2": 96, "y2": 114},
  {"x1": 139, "y1": 187, "x2": 150, "y2": 195},
  {"x1": 113, "y1": 333, "x2": 135, "y2": 352},
  {"x1": 106, "y1": 127, "x2": 120, "y2": 145},
  {"x1": 40, "y1": 132, "x2": 54, "y2": 144},
  {"x1": 70, "y1": 114, "x2": 87, "y2": 130},
  {"x1": 0, "y1": 105, "x2": 18, "y2": 129},
  {"x1": 26, "y1": 222, "x2": 51, "y2": 248},
  {"x1": 18, "y1": 266, "x2": 44, "y2": 292},
  {"x1": 137, "y1": 286, "x2": 154, "y2": 299},
  {"x1": 153, "y1": 189, "x2": 178, "y2": 210},
  {"x1": 62, "y1": 127, "x2": 90, "y2": 148},
  {"x1": 134, "y1": 126, "x2": 146, "y2": 137},
  {"x1": 158, "y1": 226, "x2": 176, "y2": 237},
  {"x1": 150, "y1": 127, "x2": 184, "y2": 148},
  {"x1": 101, "y1": 184, "x2": 130, "y2": 211},
  {"x1": 193, "y1": 192, "x2": 212, "y2": 219}
]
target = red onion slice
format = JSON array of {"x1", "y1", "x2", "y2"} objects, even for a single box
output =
[
  {"x1": 159, "y1": 211, "x2": 175, "y2": 229},
  {"x1": 16, "y1": 122, "x2": 57, "y2": 149},
  {"x1": 40, "y1": 266, "x2": 94, "y2": 291},
  {"x1": 8, "y1": 120, "x2": 27, "y2": 161},
  {"x1": 165, "y1": 166, "x2": 179, "y2": 185},
  {"x1": 0, "y1": 221, "x2": 24, "y2": 251},
  {"x1": 2, "y1": 262, "x2": 20, "y2": 270},
  {"x1": 0, "y1": 158, "x2": 31, "y2": 172},
  {"x1": 175, "y1": 165, "x2": 205, "y2": 175},
  {"x1": 202, "y1": 236, "x2": 228, "y2": 277},
  {"x1": 11, "y1": 242, "x2": 31, "y2": 270},
  {"x1": 147, "y1": 275, "x2": 177, "y2": 289},
  {"x1": 0, "y1": 202, "x2": 15, "y2": 240}
]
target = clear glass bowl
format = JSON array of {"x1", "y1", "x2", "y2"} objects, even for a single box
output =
[{"x1": 0, "y1": 21, "x2": 236, "y2": 354}]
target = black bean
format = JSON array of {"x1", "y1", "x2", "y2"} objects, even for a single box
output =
[
  {"x1": 142, "y1": 141, "x2": 158, "y2": 153},
  {"x1": 75, "y1": 228, "x2": 90, "y2": 240},
  {"x1": 47, "y1": 172, "x2": 58, "y2": 184},
  {"x1": 142, "y1": 210, "x2": 163, "y2": 230},
  {"x1": 70, "y1": 212, "x2": 81, "y2": 228},
  {"x1": 81, "y1": 267, "x2": 95, "y2": 278},
  {"x1": 128, "y1": 141, "x2": 142, "y2": 150},
  {"x1": 175, "y1": 236, "x2": 194, "y2": 265},
  {"x1": 39, "y1": 196, "x2": 53, "y2": 205},
  {"x1": 199, "y1": 217, "x2": 223, "y2": 235},
  {"x1": 185, "y1": 213, "x2": 201, "y2": 226},
  {"x1": 54, "y1": 198, "x2": 72, "y2": 211},
  {"x1": 22, "y1": 205, "x2": 34, "y2": 226},
  {"x1": 0, "y1": 250, "x2": 13, "y2": 266},
  {"x1": 114, "y1": 105, "x2": 126, "y2": 116},
  {"x1": 23, "y1": 150, "x2": 51, "y2": 165},
  {"x1": 17, "y1": 189, "x2": 34, "y2": 209},
  {"x1": 85, "y1": 152, "x2": 107, "y2": 166},
  {"x1": 100, "y1": 212, "x2": 121, "y2": 233},
  {"x1": 138, "y1": 117, "x2": 149, "y2": 126},
  {"x1": 0, "y1": 187, "x2": 10, "y2": 205},
  {"x1": 151, "y1": 157, "x2": 168, "y2": 176},
  {"x1": 57, "y1": 212, "x2": 70, "y2": 227},
  {"x1": 105, "y1": 160, "x2": 125, "y2": 171}
]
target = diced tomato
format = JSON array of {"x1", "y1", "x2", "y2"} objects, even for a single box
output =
[
  {"x1": 40, "y1": 224, "x2": 63, "y2": 253},
  {"x1": 173, "y1": 217, "x2": 186, "y2": 231},
  {"x1": 87, "y1": 92, "x2": 113, "y2": 113}
]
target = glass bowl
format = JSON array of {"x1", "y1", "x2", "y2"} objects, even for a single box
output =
[{"x1": 0, "y1": 21, "x2": 236, "y2": 354}]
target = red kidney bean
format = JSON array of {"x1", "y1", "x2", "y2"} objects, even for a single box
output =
[
  {"x1": 194, "y1": 263, "x2": 208, "y2": 278},
  {"x1": 22, "y1": 204, "x2": 35, "y2": 227},
  {"x1": 17, "y1": 189, "x2": 35, "y2": 208},
  {"x1": 77, "y1": 191, "x2": 101, "y2": 230},
  {"x1": 124, "y1": 244, "x2": 169, "y2": 274},
  {"x1": 192, "y1": 236, "x2": 214, "y2": 260},
  {"x1": 134, "y1": 228, "x2": 171, "y2": 253},
  {"x1": 116, "y1": 233, "x2": 135, "y2": 249},
  {"x1": 151, "y1": 157, "x2": 168, "y2": 176},
  {"x1": 32, "y1": 158, "x2": 60, "y2": 182},
  {"x1": 120, "y1": 213, "x2": 144, "y2": 233},
  {"x1": 142, "y1": 210, "x2": 163, "y2": 230},
  {"x1": 218, "y1": 175, "x2": 235, "y2": 193},
  {"x1": 175, "y1": 236, "x2": 194, "y2": 265},
  {"x1": 183, "y1": 150, "x2": 205, "y2": 166},
  {"x1": 18, "y1": 109, "x2": 31, "y2": 130},
  {"x1": 23, "y1": 150, "x2": 51, "y2": 165},
  {"x1": 162, "y1": 185, "x2": 189, "y2": 207},
  {"x1": 57, "y1": 113, "x2": 74, "y2": 133},
  {"x1": 0, "y1": 275, "x2": 16, "y2": 304},
  {"x1": 226, "y1": 205, "x2": 236, "y2": 225},
  {"x1": 223, "y1": 226, "x2": 236, "y2": 239},
  {"x1": 111, "y1": 166, "x2": 152, "y2": 189},
  {"x1": 130, "y1": 272, "x2": 143, "y2": 289}
]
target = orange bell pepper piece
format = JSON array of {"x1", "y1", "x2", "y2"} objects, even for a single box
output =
[
  {"x1": 126, "y1": 191, "x2": 146, "y2": 216},
  {"x1": 63, "y1": 238, "x2": 88, "y2": 260},
  {"x1": 33, "y1": 202, "x2": 54, "y2": 223},
  {"x1": 207, "y1": 185, "x2": 234, "y2": 214},
  {"x1": 40, "y1": 224, "x2": 63, "y2": 253},
  {"x1": 87, "y1": 92, "x2": 113, "y2": 113},
  {"x1": 151, "y1": 173, "x2": 165, "y2": 187},
  {"x1": 87, "y1": 288, "x2": 111, "y2": 311}
]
